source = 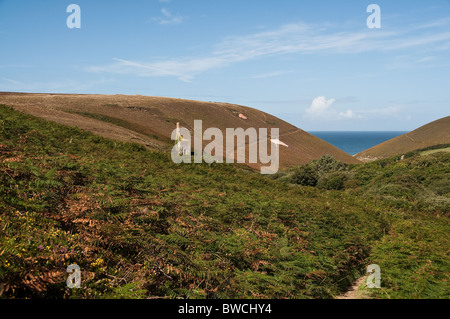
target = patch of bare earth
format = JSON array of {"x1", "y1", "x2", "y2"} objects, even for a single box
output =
[{"x1": 335, "y1": 276, "x2": 370, "y2": 299}]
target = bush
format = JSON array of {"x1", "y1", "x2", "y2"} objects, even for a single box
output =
[
  {"x1": 290, "y1": 166, "x2": 318, "y2": 186},
  {"x1": 317, "y1": 172, "x2": 348, "y2": 190},
  {"x1": 312, "y1": 155, "x2": 347, "y2": 174}
]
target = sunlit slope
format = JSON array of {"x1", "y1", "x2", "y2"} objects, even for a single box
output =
[
  {"x1": 0, "y1": 92, "x2": 360, "y2": 169},
  {"x1": 356, "y1": 116, "x2": 450, "y2": 161}
]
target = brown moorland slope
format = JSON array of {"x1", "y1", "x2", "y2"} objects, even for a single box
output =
[
  {"x1": 0, "y1": 92, "x2": 360, "y2": 169},
  {"x1": 355, "y1": 116, "x2": 450, "y2": 161}
]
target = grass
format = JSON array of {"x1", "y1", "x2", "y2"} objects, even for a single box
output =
[
  {"x1": 0, "y1": 104, "x2": 448, "y2": 299},
  {"x1": 356, "y1": 116, "x2": 450, "y2": 158},
  {"x1": 66, "y1": 110, "x2": 172, "y2": 145},
  {"x1": 421, "y1": 147, "x2": 450, "y2": 156}
]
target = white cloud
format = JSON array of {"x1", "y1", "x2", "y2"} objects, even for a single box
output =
[
  {"x1": 338, "y1": 109, "x2": 362, "y2": 119},
  {"x1": 306, "y1": 96, "x2": 336, "y2": 119},
  {"x1": 303, "y1": 96, "x2": 405, "y2": 122},
  {"x1": 306, "y1": 96, "x2": 363, "y2": 120}
]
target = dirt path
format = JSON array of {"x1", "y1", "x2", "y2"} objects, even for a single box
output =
[{"x1": 335, "y1": 276, "x2": 368, "y2": 299}]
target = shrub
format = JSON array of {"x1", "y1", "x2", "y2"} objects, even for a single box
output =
[
  {"x1": 290, "y1": 166, "x2": 318, "y2": 186},
  {"x1": 317, "y1": 172, "x2": 348, "y2": 190},
  {"x1": 312, "y1": 155, "x2": 347, "y2": 174}
]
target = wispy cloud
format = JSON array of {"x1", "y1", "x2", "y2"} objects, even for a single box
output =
[
  {"x1": 0, "y1": 64, "x2": 32, "y2": 69},
  {"x1": 0, "y1": 77, "x2": 113, "y2": 93},
  {"x1": 152, "y1": 8, "x2": 184, "y2": 25},
  {"x1": 358, "y1": 106, "x2": 403, "y2": 116},
  {"x1": 335, "y1": 96, "x2": 360, "y2": 104},
  {"x1": 386, "y1": 54, "x2": 450, "y2": 70},
  {"x1": 88, "y1": 18, "x2": 450, "y2": 81},
  {"x1": 250, "y1": 70, "x2": 293, "y2": 79},
  {"x1": 337, "y1": 109, "x2": 362, "y2": 120},
  {"x1": 88, "y1": 56, "x2": 227, "y2": 82}
]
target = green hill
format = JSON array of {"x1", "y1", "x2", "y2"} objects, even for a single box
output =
[
  {"x1": 0, "y1": 92, "x2": 361, "y2": 170},
  {"x1": 356, "y1": 116, "x2": 450, "y2": 161},
  {"x1": 0, "y1": 105, "x2": 448, "y2": 299}
]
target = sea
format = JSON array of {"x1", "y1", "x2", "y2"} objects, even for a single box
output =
[{"x1": 310, "y1": 131, "x2": 408, "y2": 156}]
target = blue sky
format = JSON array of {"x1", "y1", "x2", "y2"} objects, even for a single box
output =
[{"x1": 1, "y1": 0, "x2": 449, "y2": 131}]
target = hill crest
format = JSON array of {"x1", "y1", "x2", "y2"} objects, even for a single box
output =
[
  {"x1": 0, "y1": 92, "x2": 360, "y2": 169},
  {"x1": 355, "y1": 116, "x2": 450, "y2": 161}
]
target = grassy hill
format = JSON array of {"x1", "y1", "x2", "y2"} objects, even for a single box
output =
[
  {"x1": 355, "y1": 116, "x2": 450, "y2": 161},
  {"x1": 0, "y1": 92, "x2": 360, "y2": 170},
  {"x1": 0, "y1": 104, "x2": 448, "y2": 299}
]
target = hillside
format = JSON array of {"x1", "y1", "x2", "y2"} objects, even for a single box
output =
[
  {"x1": 1, "y1": 105, "x2": 448, "y2": 299},
  {"x1": 355, "y1": 116, "x2": 450, "y2": 161},
  {"x1": 0, "y1": 104, "x2": 384, "y2": 298},
  {"x1": 272, "y1": 152, "x2": 450, "y2": 299},
  {"x1": 0, "y1": 92, "x2": 360, "y2": 170}
]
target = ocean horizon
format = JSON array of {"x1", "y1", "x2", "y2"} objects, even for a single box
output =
[{"x1": 310, "y1": 131, "x2": 408, "y2": 156}]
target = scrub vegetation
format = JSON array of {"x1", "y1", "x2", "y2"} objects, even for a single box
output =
[{"x1": 1, "y1": 105, "x2": 448, "y2": 299}]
